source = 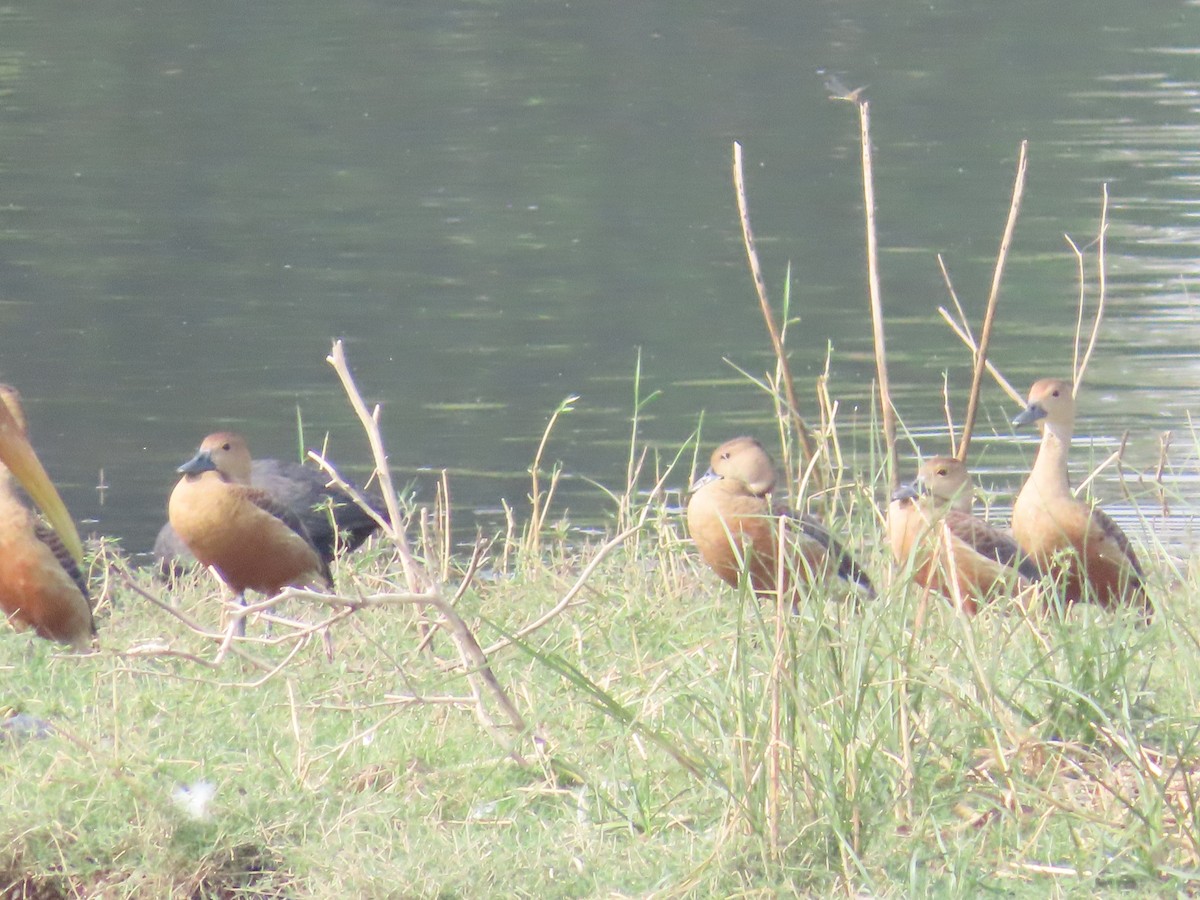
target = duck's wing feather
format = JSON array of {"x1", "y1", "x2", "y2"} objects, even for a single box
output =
[
  {"x1": 1089, "y1": 506, "x2": 1146, "y2": 581},
  {"x1": 795, "y1": 512, "x2": 876, "y2": 598},
  {"x1": 252, "y1": 459, "x2": 384, "y2": 556},
  {"x1": 33, "y1": 521, "x2": 94, "y2": 617},
  {"x1": 243, "y1": 487, "x2": 334, "y2": 585},
  {"x1": 944, "y1": 511, "x2": 1041, "y2": 582}
]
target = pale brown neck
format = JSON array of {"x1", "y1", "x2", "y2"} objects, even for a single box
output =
[{"x1": 1029, "y1": 420, "x2": 1073, "y2": 497}]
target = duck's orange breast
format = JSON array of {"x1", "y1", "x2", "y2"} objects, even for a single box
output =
[
  {"x1": 169, "y1": 474, "x2": 328, "y2": 595},
  {"x1": 686, "y1": 483, "x2": 778, "y2": 593}
]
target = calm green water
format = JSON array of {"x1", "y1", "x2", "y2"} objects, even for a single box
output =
[{"x1": 0, "y1": 1, "x2": 1197, "y2": 556}]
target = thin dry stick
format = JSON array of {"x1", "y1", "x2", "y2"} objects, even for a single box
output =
[
  {"x1": 731, "y1": 142, "x2": 819, "y2": 485},
  {"x1": 937, "y1": 307, "x2": 1024, "y2": 405},
  {"x1": 306, "y1": 453, "x2": 391, "y2": 537},
  {"x1": 439, "y1": 469, "x2": 452, "y2": 583},
  {"x1": 895, "y1": 674, "x2": 916, "y2": 824},
  {"x1": 1073, "y1": 184, "x2": 1110, "y2": 394},
  {"x1": 1075, "y1": 442, "x2": 1126, "y2": 497},
  {"x1": 937, "y1": 254, "x2": 971, "y2": 337},
  {"x1": 856, "y1": 100, "x2": 898, "y2": 490},
  {"x1": 1067, "y1": 233, "x2": 1087, "y2": 385},
  {"x1": 1156, "y1": 431, "x2": 1172, "y2": 517},
  {"x1": 414, "y1": 537, "x2": 489, "y2": 655},
  {"x1": 957, "y1": 140, "x2": 1029, "y2": 461},
  {"x1": 120, "y1": 574, "x2": 275, "y2": 670},
  {"x1": 942, "y1": 373, "x2": 957, "y2": 455},
  {"x1": 326, "y1": 339, "x2": 425, "y2": 594}
]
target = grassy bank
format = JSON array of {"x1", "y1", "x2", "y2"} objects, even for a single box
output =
[{"x1": 1, "y1": 478, "x2": 1197, "y2": 898}]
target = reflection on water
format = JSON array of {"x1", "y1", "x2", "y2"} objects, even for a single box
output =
[{"x1": 0, "y1": 1, "x2": 1197, "y2": 557}]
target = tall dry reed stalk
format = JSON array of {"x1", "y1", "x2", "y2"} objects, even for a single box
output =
[
  {"x1": 957, "y1": 140, "x2": 1029, "y2": 461},
  {"x1": 732, "y1": 141, "x2": 823, "y2": 495}
]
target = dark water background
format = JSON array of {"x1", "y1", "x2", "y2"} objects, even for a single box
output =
[{"x1": 1, "y1": 1, "x2": 1199, "y2": 557}]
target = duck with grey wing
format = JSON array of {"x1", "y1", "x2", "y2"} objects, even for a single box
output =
[
  {"x1": 686, "y1": 436, "x2": 874, "y2": 605},
  {"x1": 889, "y1": 455, "x2": 1040, "y2": 614},
  {"x1": 1011, "y1": 378, "x2": 1147, "y2": 614},
  {"x1": 155, "y1": 452, "x2": 385, "y2": 576},
  {"x1": 168, "y1": 432, "x2": 333, "y2": 635}
]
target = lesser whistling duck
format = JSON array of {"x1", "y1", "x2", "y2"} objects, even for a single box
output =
[
  {"x1": 0, "y1": 386, "x2": 93, "y2": 649},
  {"x1": 1011, "y1": 378, "x2": 1147, "y2": 612},
  {"x1": 154, "y1": 455, "x2": 384, "y2": 575},
  {"x1": 168, "y1": 432, "x2": 333, "y2": 631},
  {"x1": 889, "y1": 455, "x2": 1040, "y2": 614},
  {"x1": 686, "y1": 436, "x2": 875, "y2": 604}
]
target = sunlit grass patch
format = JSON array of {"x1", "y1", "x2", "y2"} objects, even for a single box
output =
[{"x1": 2, "y1": 461, "x2": 1200, "y2": 896}]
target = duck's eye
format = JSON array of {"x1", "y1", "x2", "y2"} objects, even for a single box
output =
[
  {"x1": 1051, "y1": 389, "x2": 1060, "y2": 398},
  {"x1": 221, "y1": 443, "x2": 232, "y2": 451}
]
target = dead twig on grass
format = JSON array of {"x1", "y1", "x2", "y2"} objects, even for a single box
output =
[
  {"x1": 130, "y1": 568, "x2": 532, "y2": 762},
  {"x1": 119, "y1": 573, "x2": 292, "y2": 674},
  {"x1": 414, "y1": 536, "x2": 491, "y2": 655}
]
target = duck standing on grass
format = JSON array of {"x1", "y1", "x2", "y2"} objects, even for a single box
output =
[
  {"x1": 0, "y1": 385, "x2": 93, "y2": 649},
  {"x1": 168, "y1": 432, "x2": 333, "y2": 634},
  {"x1": 154, "y1": 453, "x2": 384, "y2": 575},
  {"x1": 1011, "y1": 378, "x2": 1148, "y2": 614},
  {"x1": 686, "y1": 436, "x2": 874, "y2": 605},
  {"x1": 889, "y1": 456, "x2": 1040, "y2": 614}
]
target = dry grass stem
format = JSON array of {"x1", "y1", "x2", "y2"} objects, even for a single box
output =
[
  {"x1": 942, "y1": 372, "x2": 957, "y2": 455},
  {"x1": 731, "y1": 141, "x2": 819, "y2": 486},
  {"x1": 938, "y1": 253, "x2": 969, "y2": 334},
  {"x1": 1070, "y1": 184, "x2": 1110, "y2": 394},
  {"x1": 854, "y1": 100, "x2": 898, "y2": 490},
  {"x1": 1157, "y1": 431, "x2": 1172, "y2": 516},
  {"x1": 958, "y1": 139, "x2": 1028, "y2": 461},
  {"x1": 1074, "y1": 441, "x2": 1126, "y2": 498},
  {"x1": 526, "y1": 394, "x2": 578, "y2": 559}
]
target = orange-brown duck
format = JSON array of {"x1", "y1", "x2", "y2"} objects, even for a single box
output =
[
  {"x1": 154, "y1": 454, "x2": 383, "y2": 575},
  {"x1": 889, "y1": 456, "x2": 1039, "y2": 614},
  {"x1": 686, "y1": 436, "x2": 874, "y2": 603},
  {"x1": 1011, "y1": 378, "x2": 1147, "y2": 612},
  {"x1": 168, "y1": 432, "x2": 333, "y2": 631},
  {"x1": 0, "y1": 386, "x2": 93, "y2": 649}
]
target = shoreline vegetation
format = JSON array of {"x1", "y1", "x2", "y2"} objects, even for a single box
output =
[{"x1": 5, "y1": 99, "x2": 1200, "y2": 897}]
